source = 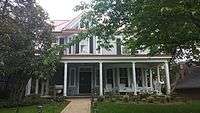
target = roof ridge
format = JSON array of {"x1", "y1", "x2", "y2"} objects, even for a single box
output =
[
  {"x1": 54, "y1": 21, "x2": 70, "y2": 27},
  {"x1": 62, "y1": 13, "x2": 83, "y2": 31}
]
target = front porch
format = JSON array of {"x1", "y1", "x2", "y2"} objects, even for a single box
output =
[{"x1": 61, "y1": 55, "x2": 171, "y2": 96}]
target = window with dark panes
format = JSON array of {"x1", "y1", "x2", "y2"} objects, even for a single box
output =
[
  {"x1": 119, "y1": 68, "x2": 128, "y2": 87},
  {"x1": 69, "y1": 68, "x2": 76, "y2": 86},
  {"x1": 68, "y1": 38, "x2": 72, "y2": 54},
  {"x1": 59, "y1": 38, "x2": 64, "y2": 45},
  {"x1": 89, "y1": 37, "x2": 93, "y2": 53},
  {"x1": 95, "y1": 69, "x2": 100, "y2": 86},
  {"x1": 106, "y1": 69, "x2": 113, "y2": 86},
  {"x1": 116, "y1": 38, "x2": 121, "y2": 55},
  {"x1": 136, "y1": 68, "x2": 142, "y2": 87},
  {"x1": 75, "y1": 42, "x2": 79, "y2": 54}
]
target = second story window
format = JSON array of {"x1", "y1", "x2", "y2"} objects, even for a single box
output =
[
  {"x1": 89, "y1": 37, "x2": 93, "y2": 53},
  {"x1": 68, "y1": 38, "x2": 72, "y2": 54},
  {"x1": 116, "y1": 38, "x2": 121, "y2": 55}
]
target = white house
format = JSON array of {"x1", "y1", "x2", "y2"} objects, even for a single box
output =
[{"x1": 26, "y1": 14, "x2": 172, "y2": 97}]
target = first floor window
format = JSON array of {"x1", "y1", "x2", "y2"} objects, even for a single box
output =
[
  {"x1": 106, "y1": 69, "x2": 113, "y2": 86},
  {"x1": 69, "y1": 68, "x2": 76, "y2": 86},
  {"x1": 136, "y1": 68, "x2": 142, "y2": 87},
  {"x1": 119, "y1": 68, "x2": 128, "y2": 87},
  {"x1": 95, "y1": 69, "x2": 99, "y2": 86}
]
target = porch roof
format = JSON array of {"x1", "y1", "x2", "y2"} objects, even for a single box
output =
[{"x1": 61, "y1": 55, "x2": 172, "y2": 63}]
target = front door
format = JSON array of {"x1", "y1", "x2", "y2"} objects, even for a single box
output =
[{"x1": 79, "y1": 72, "x2": 92, "y2": 94}]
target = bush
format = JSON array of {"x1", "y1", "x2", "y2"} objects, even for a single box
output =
[
  {"x1": 122, "y1": 95, "x2": 130, "y2": 102},
  {"x1": 97, "y1": 96, "x2": 105, "y2": 102},
  {"x1": 22, "y1": 95, "x2": 49, "y2": 106},
  {"x1": 52, "y1": 96, "x2": 66, "y2": 103},
  {"x1": 0, "y1": 95, "x2": 66, "y2": 108},
  {"x1": 96, "y1": 92, "x2": 189, "y2": 104},
  {"x1": 146, "y1": 96, "x2": 155, "y2": 103}
]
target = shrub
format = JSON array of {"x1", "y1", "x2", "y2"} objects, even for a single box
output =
[
  {"x1": 52, "y1": 96, "x2": 66, "y2": 103},
  {"x1": 97, "y1": 96, "x2": 105, "y2": 102},
  {"x1": 122, "y1": 95, "x2": 130, "y2": 102},
  {"x1": 22, "y1": 95, "x2": 49, "y2": 106},
  {"x1": 0, "y1": 95, "x2": 66, "y2": 108}
]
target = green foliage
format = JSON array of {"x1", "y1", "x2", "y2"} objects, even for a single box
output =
[
  {"x1": 0, "y1": 0, "x2": 59, "y2": 102},
  {"x1": 100, "y1": 93, "x2": 188, "y2": 104},
  {"x1": 97, "y1": 96, "x2": 105, "y2": 102},
  {"x1": 0, "y1": 101, "x2": 68, "y2": 113},
  {"x1": 93, "y1": 101, "x2": 200, "y2": 113},
  {"x1": 75, "y1": 0, "x2": 200, "y2": 61},
  {"x1": 0, "y1": 95, "x2": 67, "y2": 108}
]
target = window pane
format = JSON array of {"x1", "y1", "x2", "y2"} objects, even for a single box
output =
[
  {"x1": 70, "y1": 69, "x2": 75, "y2": 86},
  {"x1": 96, "y1": 69, "x2": 99, "y2": 86},
  {"x1": 119, "y1": 68, "x2": 128, "y2": 77}
]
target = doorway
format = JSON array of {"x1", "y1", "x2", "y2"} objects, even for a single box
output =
[{"x1": 79, "y1": 71, "x2": 92, "y2": 94}]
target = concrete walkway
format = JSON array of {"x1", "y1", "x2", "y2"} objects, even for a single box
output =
[{"x1": 61, "y1": 98, "x2": 91, "y2": 113}]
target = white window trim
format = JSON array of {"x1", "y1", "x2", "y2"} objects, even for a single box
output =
[{"x1": 69, "y1": 68, "x2": 76, "y2": 87}]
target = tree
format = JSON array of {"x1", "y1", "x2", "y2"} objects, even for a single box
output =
[
  {"x1": 0, "y1": 0, "x2": 59, "y2": 103},
  {"x1": 75, "y1": 0, "x2": 200, "y2": 61}
]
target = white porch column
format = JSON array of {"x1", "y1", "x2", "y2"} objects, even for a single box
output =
[
  {"x1": 25, "y1": 78, "x2": 32, "y2": 96},
  {"x1": 165, "y1": 61, "x2": 171, "y2": 94},
  {"x1": 99, "y1": 62, "x2": 103, "y2": 96},
  {"x1": 150, "y1": 69, "x2": 153, "y2": 91},
  {"x1": 157, "y1": 66, "x2": 160, "y2": 82},
  {"x1": 41, "y1": 81, "x2": 45, "y2": 96},
  {"x1": 45, "y1": 79, "x2": 49, "y2": 95},
  {"x1": 132, "y1": 62, "x2": 137, "y2": 95},
  {"x1": 35, "y1": 79, "x2": 39, "y2": 94},
  {"x1": 64, "y1": 62, "x2": 68, "y2": 96}
]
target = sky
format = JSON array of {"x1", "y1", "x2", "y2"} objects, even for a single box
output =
[{"x1": 37, "y1": 0, "x2": 89, "y2": 20}]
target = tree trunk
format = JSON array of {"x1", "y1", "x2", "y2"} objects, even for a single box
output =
[{"x1": 9, "y1": 76, "x2": 30, "y2": 104}]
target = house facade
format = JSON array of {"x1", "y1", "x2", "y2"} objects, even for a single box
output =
[{"x1": 26, "y1": 14, "x2": 172, "y2": 97}]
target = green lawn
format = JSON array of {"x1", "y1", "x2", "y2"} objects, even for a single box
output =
[
  {"x1": 94, "y1": 101, "x2": 200, "y2": 113},
  {"x1": 0, "y1": 102, "x2": 68, "y2": 113}
]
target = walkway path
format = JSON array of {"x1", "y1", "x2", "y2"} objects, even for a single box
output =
[{"x1": 61, "y1": 98, "x2": 91, "y2": 113}]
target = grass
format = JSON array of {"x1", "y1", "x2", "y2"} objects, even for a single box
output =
[
  {"x1": 0, "y1": 101, "x2": 69, "y2": 113},
  {"x1": 94, "y1": 101, "x2": 200, "y2": 113}
]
